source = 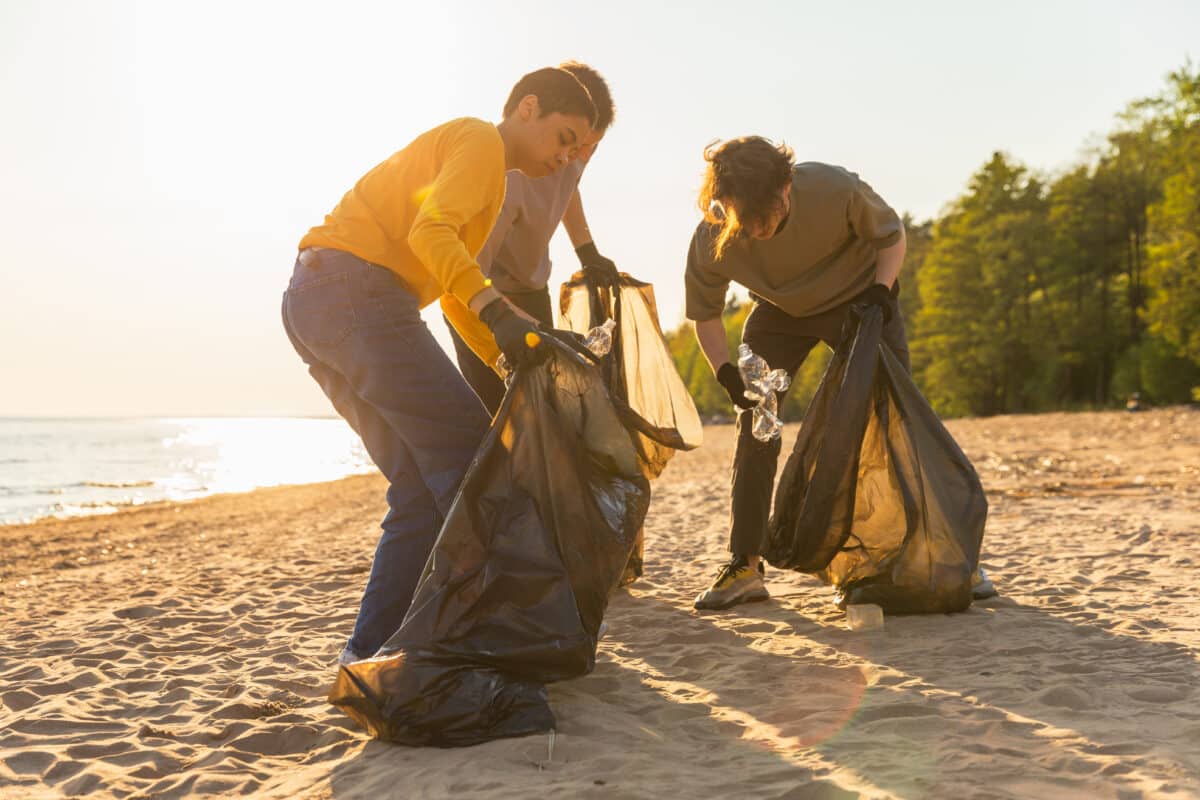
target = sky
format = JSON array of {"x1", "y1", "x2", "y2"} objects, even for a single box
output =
[{"x1": 0, "y1": 0, "x2": 1196, "y2": 417}]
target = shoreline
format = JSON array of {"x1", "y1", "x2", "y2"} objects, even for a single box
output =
[
  {"x1": 2, "y1": 408, "x2": 1198, "y2": 799},
  {"x1": 0, "y1": 473, "x2": 386, "y2": 589},
  {"x1": 0, "y1": 471, "x2": 376, "y2": 531}
]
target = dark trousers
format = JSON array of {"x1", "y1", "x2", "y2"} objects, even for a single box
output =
[
  {"x1": 445, "y1": 286, "x2": 554, "y2": 415},
  {"x1": 730, "y1": 290, "x2": 911, "y2": 556},
  {"x1": 282, "y1": 249, "x2": 491, "y2": 657}
]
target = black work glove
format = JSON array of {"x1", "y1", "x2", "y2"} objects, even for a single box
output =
[
  {"x1": 575, "y1": 242, "x2": 619, "y2": 287},
  {"x1": 857, "y1": 282, "x2": 894, "y2": 324},
  {"x1": 717, "y1": 363, "x2": 756, "y2": 410},
  {"x1": 479, "y1": 298, "x2": 546, "y2": 368}
]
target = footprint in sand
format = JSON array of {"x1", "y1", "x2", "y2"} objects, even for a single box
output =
[
  {"x1": 3, "y1": 749, "x2": 56, "y2": 776},
  {"x1": 1125, "y1": 685, "x2": 1191, "y2": 703},
  {"x1": 112, "y1": 604, "x2": 163, "y2": 619},
  {"x1": 1037, "y1": 685, "x2": 1093, "y2": 709},
  {"x1": 852, "y1": 703, "x2": 940, "y2": 724}
]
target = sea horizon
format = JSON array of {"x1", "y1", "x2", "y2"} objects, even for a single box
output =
[{"x1": 0, "y1": 416, "x2": 374, "y2": 526}]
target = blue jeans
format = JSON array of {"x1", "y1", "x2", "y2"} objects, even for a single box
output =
[{"x1": 281, "y1": 249, "x2": 490, "y2": 657}]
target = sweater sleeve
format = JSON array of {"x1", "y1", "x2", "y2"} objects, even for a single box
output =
[
  {"x1": 407, "y1": 123, "x2": 507, "y2": 308},
  {"x1": 440, "y1": 294, "x2": 503, "y2": 375}
]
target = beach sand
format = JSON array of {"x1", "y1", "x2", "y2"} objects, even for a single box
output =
[{"x1": 2, "y1": 407, "x2": 1198, "y2": 799}]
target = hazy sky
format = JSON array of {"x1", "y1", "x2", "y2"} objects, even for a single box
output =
[{"x1": 1, "y1": 0, "x2": 1196, "y2": 417}]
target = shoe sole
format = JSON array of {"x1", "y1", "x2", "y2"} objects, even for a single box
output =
[{"x1": 693, "y1": 588, "x2": 770, "y2": 612}]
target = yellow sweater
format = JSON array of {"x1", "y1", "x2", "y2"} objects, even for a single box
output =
[{"x1": 299, "y1": 117, "x2": 505, "y2": 369}]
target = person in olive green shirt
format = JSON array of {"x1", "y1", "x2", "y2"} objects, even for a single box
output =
[
  {"x1": 685, "y1": 136, "x2": 910, "y2": 611},
  {"x1": 283, "y1": 67, "x2": 597, "y2": 665}
]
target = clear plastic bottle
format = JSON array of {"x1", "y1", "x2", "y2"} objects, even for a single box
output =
[
  {"x1": 737, "y1": 343, "x2": 790, "y2": 442},
  {"x1": 846, "y1": 603, "x2": 885, "y2": 631},
  {"x1": 584, "y1": 318, "x2": 617, "y2": 357}
]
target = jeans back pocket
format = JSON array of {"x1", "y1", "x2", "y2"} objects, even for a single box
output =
[{"x1": 284, "y1": 272, "x2": 356, "y2": 350}]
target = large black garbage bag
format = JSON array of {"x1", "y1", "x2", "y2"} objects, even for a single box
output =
[
  {"x1": 559, "y1": 272, "x2": 703, "y2": 480},
  {"x1": 764, "y1": 305, "x2": 987, "y2": 614},
  {"x1": 329, "y1": 337, "x2": 651, "y2": 747},
  {"x1": 559, "y1": 272, "x2": 704, "y2": 582}
]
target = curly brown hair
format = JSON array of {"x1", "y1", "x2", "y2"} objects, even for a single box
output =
[{"x1": 699, "y1": 136, "x2": 795, "y2": 259}]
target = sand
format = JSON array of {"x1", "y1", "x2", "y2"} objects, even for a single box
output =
[{"x1": 1, "y1": 406, "x2": 1198, "y2": 799}]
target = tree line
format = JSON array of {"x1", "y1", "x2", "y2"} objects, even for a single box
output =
[{"x1": 667, "y1": 63, "x2": 1200, "y2": 419}]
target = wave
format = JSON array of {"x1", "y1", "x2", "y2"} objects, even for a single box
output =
[
  {"x1": 60, "y1": 499, "x2": 148, "y2": 510},
  {"x1": 80, "y1": 480, "x2": 156, "y2": 489}
]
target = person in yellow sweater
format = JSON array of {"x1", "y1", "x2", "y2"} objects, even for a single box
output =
[{"x1": 281, "y1": 67, "x2": 597, "y2": 666}]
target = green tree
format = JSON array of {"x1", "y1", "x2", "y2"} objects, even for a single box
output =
[
  {"x1": 912, "y1": 153, "x2": 1052, "y2": 415},
  {"x1": 1142, "y1": 66, "x2": 1200, "y2": 377}
]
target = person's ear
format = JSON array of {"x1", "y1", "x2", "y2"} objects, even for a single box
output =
[{"x1": 517, "y1": 94, "x2": 540, "y2": 122}]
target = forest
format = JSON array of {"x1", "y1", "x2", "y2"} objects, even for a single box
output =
[{"x1": 667, "y1": 64, "x2": 1200, "y2": 419}]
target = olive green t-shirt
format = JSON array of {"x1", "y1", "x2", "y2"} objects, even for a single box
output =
[{"x1": 685, "y1": 162, "x2": 902, "y2": 321}]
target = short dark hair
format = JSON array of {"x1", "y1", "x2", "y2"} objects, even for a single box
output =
[
  {"x1": 559, "y1": 61, "x2": 615, "y2": 134},
  {"x1": 503, "y1": 67, "x2": 597, "y2": 128},
  {"x1": 699, "y1": 136, "x2": 795, "y2": 258}
]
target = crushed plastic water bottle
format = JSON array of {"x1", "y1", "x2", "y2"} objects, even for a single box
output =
[
  {"x1": 737, "y1": 343, "x2": 790, "y2": 442},
  {"x1": 584, "y1": 318, "x2": 617, "y2": 357},
  {"x1": 846, "y1": 603, "x2": 885, "y2": 632},
  {"x1": 497, "y1": 318, "x2": 615, "y2": 376}
]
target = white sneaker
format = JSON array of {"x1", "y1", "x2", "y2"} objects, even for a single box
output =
[
  {"x1": 337, "y1": 645, "x2": 363, "y2": 667},
  {"x1": 598, "y1": 621, "x2": 609, "y2": 640}
]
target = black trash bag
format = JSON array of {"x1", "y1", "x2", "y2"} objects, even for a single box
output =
[
  {"x1": 560, "y1": 272, "x2": 704, "y2": 583},
  {"x1": 328, "y1": 336, "x2": 651, "y2": 747},
  {"x1": 764, "y1": 304, "x2": 987, "y2": 614},
  {"x1": 559, "y1": 272, "x2": 704, "y2": 480}
]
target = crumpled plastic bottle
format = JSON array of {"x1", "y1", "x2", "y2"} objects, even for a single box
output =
[
  {"x1": 583, "y1": 318, "x2": 617, "y2": 357},
  {"x1": 497, "y1": 318, "x2": 616, "y2": 376},
  {"x1": 737, "y1": 343, "x2": 790, "y2": 442},
  {"x1": 496, "y1": 352, "x2": 513, "y2": 376}
]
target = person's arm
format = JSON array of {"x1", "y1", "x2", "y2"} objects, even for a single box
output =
[
  {"x1": 561, "y1": 187, "x2": 591, "y2": 247},
  {"x1": 847, "y1": 174, "x2": 904, "y2": 289},
  {"x1": 563, "y1": 188, "x2": 619, "y2": 284},
  {"x1": 873, "y1": 224, "x2": 906, "y2": 288},
  {"x1": 696, "y1": 316, "x2": 756, "y2": 410},
  {"x1": 684, "y1": 224, "x2": 733, "y2": 357},
  {"x1": 694, "y1": 317, "x2": 731, "y2": 372},
  {"x1": 407, "y1": 122, "x2": 506, "y2": 311},
  {"x1": 685, "y1": 226, "x2": 753, "y2": 409}
]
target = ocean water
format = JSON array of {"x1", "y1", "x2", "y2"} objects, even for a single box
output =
[{"x1": 0, "y1": 418, "x2": 375, "y2": 526}]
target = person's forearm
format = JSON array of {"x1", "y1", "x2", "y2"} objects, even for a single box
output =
[
  {"x1": 694, "y1": 317, "x2": 731, "y2": 373},
  {"x1": 874, "y1": 225, "x2": 906, "y2": 288},
  {"x1": 561, "y1": 188, "x2": 593, "y2": 248}
]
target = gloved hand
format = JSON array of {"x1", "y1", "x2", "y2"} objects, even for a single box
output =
[
  {"x1": 575, "y1": 242, "x2": 619, "y2": 287},
  {"x1": 857, "y1": 282, "x2": 894, "y2": 324},
  {"x1": 479, "y1": 298, "x2": 546, "y2": 368},
  {"x1": 717, "y1": 362, "x2": 756, "y2": 410}
]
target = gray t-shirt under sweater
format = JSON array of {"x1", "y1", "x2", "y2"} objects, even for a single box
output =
[{"x1": 476, "y1": 159, "x2": 587, "y2": 293}]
